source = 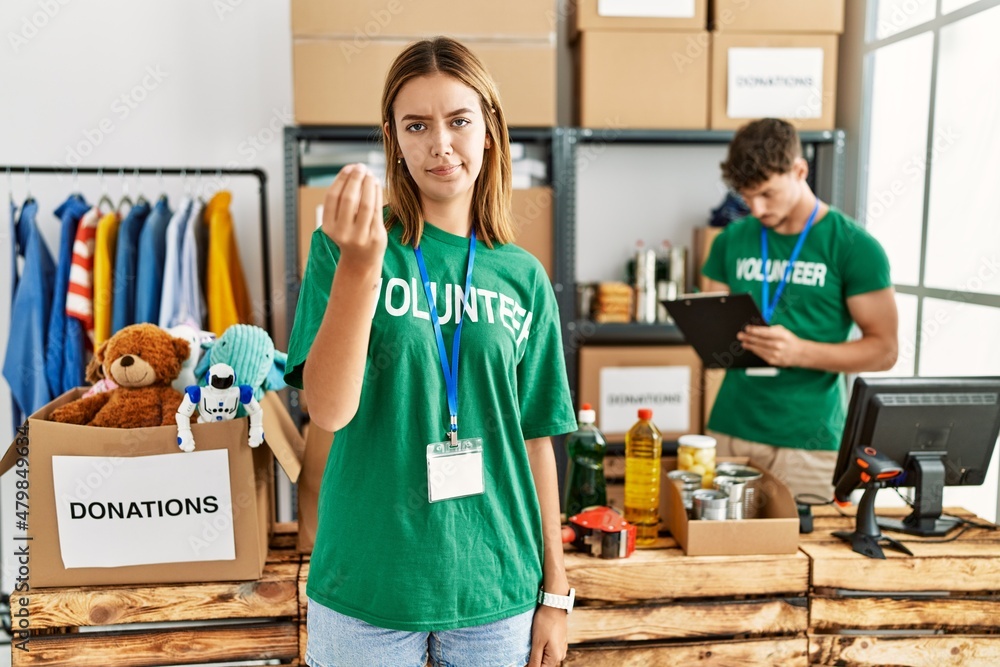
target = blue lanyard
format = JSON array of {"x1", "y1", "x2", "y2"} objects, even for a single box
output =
[
  {"x1": 414, "y1": 228, "x2": 477, "y2": 446},
  {"x1": 760, "y1": 199, "x2": 820, "y2": 323}
]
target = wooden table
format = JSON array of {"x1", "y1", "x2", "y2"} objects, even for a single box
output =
[
  {"x1": 15, "y1": 509, "x2": 1000, "y2": 666},
  {"x1": 563, "y1": 535, "x2": 811, "y2": 666},
  {"x1": 10, "y1": 524, "x2": 304, "y2": 667},
  {"x1": 801, "y1": 506, "x2": 1000, "y2": 667}
]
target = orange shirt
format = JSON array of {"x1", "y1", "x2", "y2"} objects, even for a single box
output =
[
  {"x1": 93, "y1": 210, "x2": 120, "y2": 345},
  {"x1": 204, "y1": 191, "x2": 252, "y2": 336}
]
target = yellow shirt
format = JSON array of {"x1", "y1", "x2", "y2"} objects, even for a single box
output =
[
  {"x1": 93, "y1": 210, "x2": 121, "y2": 346},
  {"x1": 205, "y1": 191, "x2": 252, "y2": 336}
]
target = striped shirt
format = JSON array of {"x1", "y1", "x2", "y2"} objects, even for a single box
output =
[{"x1": 66, "y1": 206, "x2": 101, "y2": 345}]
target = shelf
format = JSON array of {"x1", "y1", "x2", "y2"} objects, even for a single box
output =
[
  {"x1": 568, "y1": 320, "x2": 686, "y2": 345},
  {"x1": 290, "y1": 125, "x2": 559, "y2": 143},
  {"x1": 574, "y1": 128, "x2": 844, "y2": 145}
]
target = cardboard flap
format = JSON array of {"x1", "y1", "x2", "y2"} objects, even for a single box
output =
[
  {"x1": 1, "y1": 388, "x2": 83, "y2": 476},
  {"x1": 0, "y1": 433, "x2": 23, "y2": 477},
  {"x1": 261, "y1": 392, "x2": 303, "y2": 484}
]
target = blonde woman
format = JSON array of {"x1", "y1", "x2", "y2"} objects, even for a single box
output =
[{"x1": 285, "y1": 37, "x2": 577, "y2": 667}]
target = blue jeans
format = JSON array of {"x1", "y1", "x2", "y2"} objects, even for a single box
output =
[{"x1": 305, "y1": 597, "x2": 534, "y2": 667}]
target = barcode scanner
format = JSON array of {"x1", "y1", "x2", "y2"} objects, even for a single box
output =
[{"x1": 832, "y1": 445, "x2": 913, "y2": 559}]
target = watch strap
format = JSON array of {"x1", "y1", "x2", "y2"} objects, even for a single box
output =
[{"x1": 537, "y1": 587, "x2": 575, "y2": 613}]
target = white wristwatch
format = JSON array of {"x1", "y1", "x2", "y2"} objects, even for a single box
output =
[{"x1": 537, "y1": 587, "x2": 575, "y2": 614}]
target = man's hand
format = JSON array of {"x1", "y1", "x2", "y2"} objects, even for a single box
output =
[
  {"x1": 528, "y1": 605, "x2": 568, "y2": 666},
  {"x1": 737, "y1": 324, "x2": 804, "y2": 367}
]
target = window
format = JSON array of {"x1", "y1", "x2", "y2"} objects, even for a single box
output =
[{"x1": 860, "y1": 0, "x2": 1000, "y2": 521}]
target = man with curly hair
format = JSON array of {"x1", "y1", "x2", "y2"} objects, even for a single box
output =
[{"x1": 701, "y1": 118, "x2": 899, "y2": 500}]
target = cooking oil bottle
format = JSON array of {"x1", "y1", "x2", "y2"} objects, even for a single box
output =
[
  {"x1": 625, "y1": 408, "x2": 663, "y2": 546},
  {"x1": 563, "y1": 403, "x2": 608, "y2": 518}
]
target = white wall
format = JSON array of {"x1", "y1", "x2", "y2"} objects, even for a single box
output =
[
  {"x1": 0, "y1": 0, "x2": 293, "y2": 599},
  {"x1": 575, "y1": 143, "x2": 730, "y2": 284}
]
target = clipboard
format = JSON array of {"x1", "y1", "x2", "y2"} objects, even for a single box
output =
[{"x1": 662, "y1": 293, "x2": 772, "y2": 369}]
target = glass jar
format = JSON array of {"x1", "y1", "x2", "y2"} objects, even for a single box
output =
[{"x1": 677, "y1": 434, "x2": 717, "y2": 489}]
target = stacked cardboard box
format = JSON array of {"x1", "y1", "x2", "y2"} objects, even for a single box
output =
[
  {"x1": 573, "y1": 0, "x2": 710, "y2": 129},
  {"x1": 693, "y1": 225, "x2": 725, "y2": 292},
  {"x1": 710, "y1": 0, "x2": 845, "y2": 131},
  {"x1": 577, "y1": 345, "x2": 703, "y2": 442},
  {"x1": 291, "y1": 0, "x2": 556, "y2": 127}
]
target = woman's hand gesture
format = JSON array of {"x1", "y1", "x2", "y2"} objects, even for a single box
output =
[{"x1": 321, "y1": 163, "x2": 387, "y2": 270}]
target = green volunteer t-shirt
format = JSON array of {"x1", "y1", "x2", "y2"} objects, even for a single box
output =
[
  {"x1": 285, "y1": 220, "x2": 577, "y2": 631},
  {"x1": 701, "y1": 207, "x2": 891, "y2": 451}
]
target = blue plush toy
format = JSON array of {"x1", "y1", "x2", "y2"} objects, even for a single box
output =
[{"x1": 194, "y1": 324, "x2": 287, "y2": 415}]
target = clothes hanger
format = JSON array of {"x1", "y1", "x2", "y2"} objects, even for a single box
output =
[
  {"x1": 155, "y1": 168, "x2": 168, "y2": 203},
  {"x1": 133, "y1": 168, "x2": 149, "y2": 206},
  {"x1": 195, "y1": 168, "x2": 206, "y2": 205},
  {"x1": 117, "y1": 168, "x2": 134, "y2": 214},
  {"x1": 23, "y1": 167, "x2": 35, "y2": 205},
  {"x1": 97, "y1": 168, "x2": 116, "y2": 214},
  {"x1": 70, "y1": 167, "x2": 85, "y2": 200}
]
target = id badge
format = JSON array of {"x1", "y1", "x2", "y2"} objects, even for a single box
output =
[
  {"x1": 746, "y1": 367, "x2": 780, "y2": 377},
  {"x1": 426, "y1": 437, "x2": 485, "y2": 503}
]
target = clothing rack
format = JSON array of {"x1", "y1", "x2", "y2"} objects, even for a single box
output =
[{"x1": 4, "y1": 164, "x2": 273, "y2": 335}]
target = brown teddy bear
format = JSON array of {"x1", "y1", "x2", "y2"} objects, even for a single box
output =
[{"x1": 51, "y1": 324, "x2": 191, "y2": 428}]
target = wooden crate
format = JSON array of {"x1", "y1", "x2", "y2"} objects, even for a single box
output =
[
  {"x1": 564, "y1": 535, "x2": 810, "y2": 666},
  {"x1": 802, "y1": 506, "x2": 1000, "y2": 667},
  {"x1": 11, "y1": 524, "x2": 304, "y2": 667}
]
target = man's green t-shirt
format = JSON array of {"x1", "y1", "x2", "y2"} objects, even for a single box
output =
[
  {"x1": 285, "y1": 221, "x2": 577, "y2": 631},
  {"x1": 701, "y1": 207, "x2": 891, "y2": 451}
]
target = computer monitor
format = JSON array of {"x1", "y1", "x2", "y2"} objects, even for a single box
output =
[{"x1": 833, "y1": 376, "x2": 1000, "y2": 537}]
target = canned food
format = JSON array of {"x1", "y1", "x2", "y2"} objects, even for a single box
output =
[
  {"x1": 692, "y1": 489, "x2": 728, "y2": 521},
  {"x1": 677, "y1": 434, "x2": 717, "y2": 488},
  {"x1": 667, "y1": 470, "x2": 702, "y2": 517},
  {"x1": 714, "y1": 464, "x2": 763, "y2": 518},
  {"x1": 713, "y1": 476, "x2": 747, "y2": 520}
]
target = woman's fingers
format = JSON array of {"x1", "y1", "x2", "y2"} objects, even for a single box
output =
[
  {"x1": 369, "y1": 180, "x2": 386, "y2": 243},
  {"x1": 355, "y1": 172, "x2": 378, "y2": 241},
  {"x1": 335, "y1": 164, "x2": 368, "y2": 229}
]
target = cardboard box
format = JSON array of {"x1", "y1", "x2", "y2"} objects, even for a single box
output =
[
  {"x1": 294, "y1": 39, "x2": 556, "y2": 126},
  {"x1": 578, "y1": 346, "x2": 702, "y2": 442},
  {"x1": 710, "y1": 32, "x2": 839, "y2": 131},
  {"x1": 0, "y1": 389, "x2": 302, "y2": 588},
  {"x1": 693, "y1": 225, "x2": 724, "y2": 292},
  {"x1": 702, "y1": 368, "x2": 725, "y2": 430},
  {"x1": 572, "y1": 0, "x2": 707, "y2": 36},
  {"x1": 511, "y1": 187, "x2": 554, "y2": 279},
  {"x1": 291, "y1": 0, "x2": 556, "y2": 40},
  {"x1": 577, "y1": 30, "x2": 710, "y2": 129},
  {"x1": 297, "y1": 186, "x2": 553, "y2": 279},
  {"x1": 713, "y1": 0, "x2": 844, "y2": 34},
  {"x1": 298, "y1": 186, "x2": 327, "y2": 278},
  {"x1": 665, "y1": 456, "x2": 799, "y2": 555},
  {"x1": 296, "y1": 421, "x2": 335, "y2": 553}
]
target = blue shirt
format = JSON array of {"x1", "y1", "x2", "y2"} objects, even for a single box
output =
[
  {"x1": 134, "y1": 197, "x2": 173, "y2": 325},
  {"x1": 45, "y1": 194, "x2": 90, "y2": 396},
  {"x1": 3, "y1": 199, "x2": 56, "y2": 417},
  {"x1": 159, "y1": 197, "x2": 193, "y2": 328},
  {"x1": 111, "y1": 200, "x2": 152, "y2": 333},
  {"x1": 8, "y1": 199, "x2": 20, "y2": 430}
]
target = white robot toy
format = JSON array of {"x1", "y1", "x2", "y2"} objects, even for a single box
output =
[{"x1": 176, "y1": 363, "x2": 264, "y2": 452}]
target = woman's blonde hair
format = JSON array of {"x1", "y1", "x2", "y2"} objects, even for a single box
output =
[{"x1": 381, "y1": 37, "x2": 515, "y2": 248}]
